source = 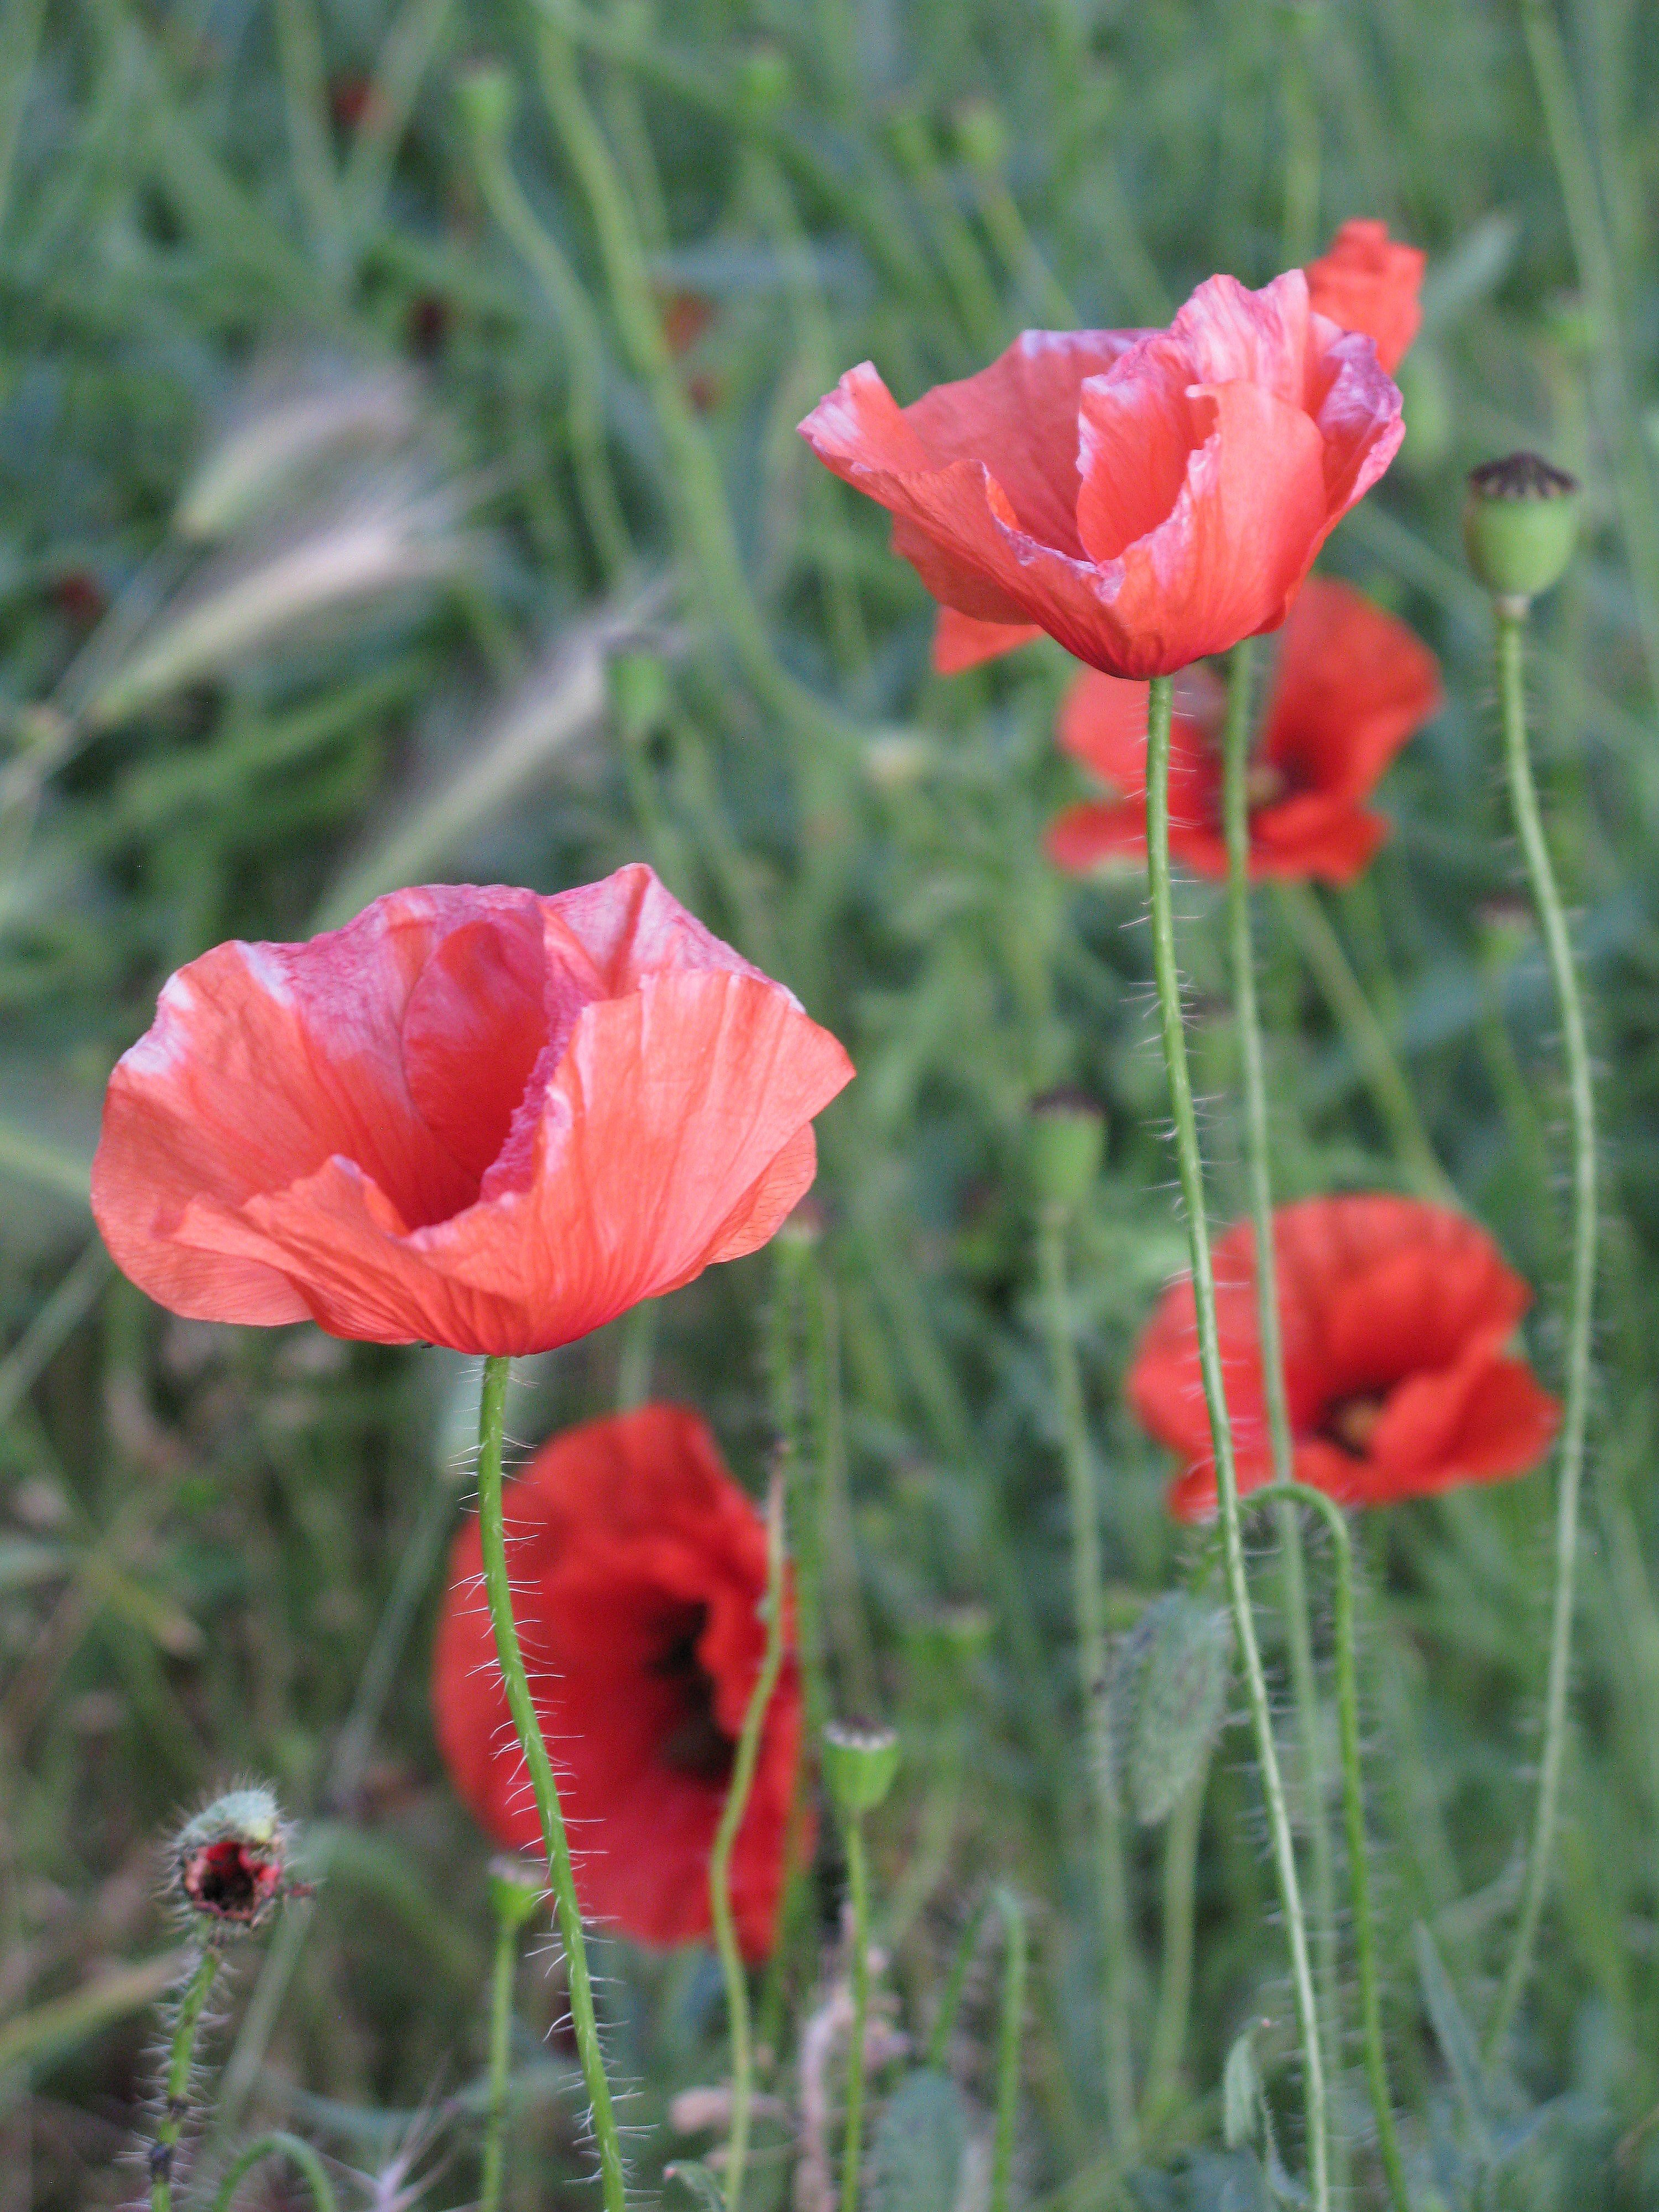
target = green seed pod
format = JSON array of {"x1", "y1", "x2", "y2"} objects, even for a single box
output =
[
  {"x1": 1113, "y1": 1594, "x2": 1230, "y2": 1825},
  {"x1": 1463, "y1": 452, "x2": 1580, "y2": 604},
  {"x1": 823, "y1": 1720, "x2": 901, "y2": 1817},
  {"x1": 1026, "y1": 1088, "x2": 1107, "y2": 1214},
  {"x1": 488, "y1": 1854, "x2": 544, "y2": 1933},
  {"x1": 170, "y1": 1784, "x2": 290, "y2": 1937},
  {"x1": 455, "y1": 60, "x2": 517, "y2": 145}
]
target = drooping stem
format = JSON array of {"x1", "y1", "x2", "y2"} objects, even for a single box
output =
[
  {"x1": 1486, "y1": 604, "x2": 1598, "y2": 2055},
  {"x1": 208, "y1": 2132, "x2": 337, "y2": 2212},
  {"x1": 1144, "y1": 672, "x2": 1328, "y2": 2212},
  {"x1": 1220, "y1": 642, "x2": 1344, "y2": 2156},
  {"x1": 474, "y1": 1356, "x2": 627, "y2": 2212},
  {"x1": 1036, "y1": 1204, "x2": 1134, "y2": 2155},
  {"x1": 150, "y1": 1948, "x2": 220, "y2": 2212},
  {"x1": 1250, "y1": 1483, "x2": 1408, "y2": 2212},
  {"x1": 710, "y1": 1472, "x2": 789, "y2": 2212},
  {"x1": 991, "y1": 1887, "x2": 1028, "y2": 2212},
  {"x1": 840, "y1": 1813, "x2": 873, "y2": 2212}
]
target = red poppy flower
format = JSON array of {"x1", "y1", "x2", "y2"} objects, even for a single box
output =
[
  {"x1": 91, "y1": 866, "x2": 854, "y2": 1355},
  {"x1": 432, "y1": 1403, "x2": 805, "y2": 1959},
  {"x1": 1305, "y1": 220, "x2": 1426, "y2": 378},
  {"x1": 1046, "y1": 576, "x2": 1441, "y2": 884},
  {"x1": 800, "y1": 272, "x2": 1403, "y2": 680},
  {"x1": 1128, "y1": 1195, "x2": 1559, "y2": 1520}
]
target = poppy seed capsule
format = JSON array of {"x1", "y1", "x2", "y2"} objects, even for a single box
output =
[
  {"x1": 1464, "y1": 453, "x2": 1580, "y2": 605},
  {"x1": 170, "y1": 1786, "x2": 288, "y2": 1936},
  {"x1": 1026, "y1": 1088, "x2": 1107, "y2": 1213},
  {"x1": 822, "y1": 1721, "x2": 900, "y2": 1817}
]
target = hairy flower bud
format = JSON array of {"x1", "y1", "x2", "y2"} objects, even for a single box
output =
[
  {"x1": 1111, "y1": 1595, "x2": 1230, "y2": 1825},
  {"x1": 1463, "y1": 452, "x2": 1580, "y2": 606},
  {"x1": 169, "y1": 1786, "x2": 290, "y2": 1937}
]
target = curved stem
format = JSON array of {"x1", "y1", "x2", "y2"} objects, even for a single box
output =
[
  {"x1": 1144, "y1": 672, "x2": 1328, "y2": 2212},
  {"x1": 1222, "y1": 643, "x2": 1344, "y2": 2161},
  {"x1": 1486, "y1": 604, "x2": 1598, "y2": 2054},
  {"x1": 474, "y1": 1356, "x2": 627, "y2": 2212},
  {"x1": 150, "y1": 1948, "x2": 219, "y2": 2212},
  {"x1": 1248, "y1": 1484, "x2": 1408, "y2": 2212},
  {"x1": 991, "y1": 1887, "x2": 1028, "y2": 2212},
  {"x1": 840, "y1": 1815, "x2": 872, "y2": 2212},
  {"x1": 710, "y1": 1472, "x2": 789, "y2": 2212},
  {"x1": 210, "y1": 2131, "x2": 338, "y2": 2211},
  {"x1": 1037, "y1": 1206, "x2": 1134, "y2": 2155}
]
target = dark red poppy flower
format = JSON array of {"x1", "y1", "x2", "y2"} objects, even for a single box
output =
[
  {"x1": 1128, "y1": 1195, "x2": 1559, "y2": 1520},
  {"x1": 800, "y1": 272, "x2": 1402, "y2": 680},
  {"x1": 432, "y1": 1403, "x2": 805, "y2": 1960},
  {"x1": 92, "y1": 865, "x2": 854, "y2": 1354},
  {"x1": 1046, "y1": 575, "x2": 1441, "y2": 884},
  {"x1": 1305, "y1": 220, "x2": 1426, "y2": 378}
]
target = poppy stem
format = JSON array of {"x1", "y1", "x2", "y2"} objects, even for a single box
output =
[
  {"x1": 1248, "y1": 1483, "x2": 1409, "y2": 2212},
  {"x1": 206, "y1": 2132, "x2": 337, "y2": 2212},
  {"x1": 473, "y1": 1355, "x2": 628, "y2": 2212},
  {"x1": 1221, "y1": 641, "x2": 1345, "y2": 2169},
  {"x1": 1486, "y1": 603, "x2": 1598, "y2": 2057},
  {"x1": 839, "y1": 1809, "x2": 873, "y2": 2212},
  {"x1": 149, "y1": 1947, "x2": 220, "y2": 2212},
  {"x1": 990, "y1": 1886, "x2": 1027, "y2": 2212},
  {"x1": 1036, "y1": 1202, "x2": 1135, "y2": 2157},
  {"x1": 1144, "y1": 671, "x2": 1329, "y2": 2212},
  {"x1": 709, "y1": 1469, "x2": 790, "y2": 2212},
  {"x1": 1140, "y1": 1752, "x2": 1209, "y2": 2132}
]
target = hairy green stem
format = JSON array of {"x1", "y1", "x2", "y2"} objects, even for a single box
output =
[
  {"x1": 1037, "y1": 1205, "x2": 1134, "y2": 2155},
  {"x1": 1250, "y1": 1484, "x2": 1407, "y2": 2212},
  {"x1": 1144, "y1": 672, "x2": 1328, "y2": 2212},
  {"x1": 481, "y1": 1894, "x2": 523, "y2": 2212},
  {"x1": 1486, "y1": 604, "x2": 1598, "y2": 2054},
  {"x1": 474, "y1": 1355, "x2": 627, "y2": 2212},
  {"x1": 209, "y1": 2132, "x2": 337, "y2": 2212},
  {"x1": 841, "y1": 1814, "x2": 873, "y2": 2212},
  {"x1": 150, "y1": 1949, "x2": 219, "y2": 2212},
  {"x1": 710, "y1": 1472, "x2": 789, "y2": 2212},
  {"x1": 1221, "y1": 641, "x2": 1344, "y2": 2161},
  {"x1": 992, "y1": 1887, "x2": 1028, "y2": 2212}
]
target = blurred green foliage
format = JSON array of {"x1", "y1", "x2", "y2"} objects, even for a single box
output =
[{"x1": 4, "y1": 0, "x2": 1659, "y2": 2205}]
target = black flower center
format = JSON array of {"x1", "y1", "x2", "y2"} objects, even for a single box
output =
[
  {"x1": 181, "y1": 1837, "x2": 278, "y2": 1921},
  {"x1": 650, "y1": 1609, "x2": 736, "y2": 1783},
  {"x1": 1321, "y1": 1392, "x2": 1387, "y2": 1458}
]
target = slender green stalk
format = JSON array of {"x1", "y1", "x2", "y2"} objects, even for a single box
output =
[
  {"x1": 992, "y1": 1888, "x2": 1028, "y2": 2212},
  {"x1": 1141, "y1": 1758, "x2": 1208, "y2": 2130},
  {"x1": 273, "y1": 0, "x2": 343, "y2": 280},
  {"x1": 481, "y1": 1869, "x2": 541, "y2": 2212},
  {"x1": 1220, "y1": 643, "x2": 1344, "y2": 2159},
  {"x1": 1250, "y1": 1484, "x2": 1408, "y2": 2212},
  {"x1": 709, "y1": 1472, "x2": 789, "y2": 2212},
  {"x1": 1276, "y1": 880, "x2": 1457, "y2": 1207},
  {"x1": 1036, "y1": 1205, "x2": 1134, "y2": 2155},
  {"x1": 1486, "y1": 606, "x2": 1598, "y2": 2054},
  {"x1": 841, "y1": 1814, "x2": 873, "y2": 2212},
  {"x1": 925, "y1": 1898, "x2": 989, "y2": 2069},
  {"x1": 1281, "y1": 1, "x2": 1322, "y2": 263},
  {"x1": 474, "y1": 1355, "x2": 627, "y2": 2212},
  {"x1": 209, "y1": 2133, "x2": 337, "y2": 2211},
  {"x1": 1144, "y1": 673, "x2": 1328, "y2": 2212},
  {"x1": 150, "y1": 1949, "x2": 220, "y2": 2212}
]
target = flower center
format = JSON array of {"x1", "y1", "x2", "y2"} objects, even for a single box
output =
[
  {"x1": 1322, "y1": 1392, "x2": 1386, "y2": 1457},
  {"x1": 650, "y1": 1613, "x2": 735, "y2": 1783},
  {"x1": 1245, "y1": 759, "x2": 1288, "y2": 809},
  {"x1": 180, "y1": 1837, "x2": 280, "y2": 1921}
]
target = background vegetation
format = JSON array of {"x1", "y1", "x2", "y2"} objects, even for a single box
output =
[{"x1": 4, "y1": 0, "x2": 1659, "y2": 2204}]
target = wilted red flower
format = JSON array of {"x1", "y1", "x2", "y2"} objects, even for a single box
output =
[
  {"x1": 1047, "y1": 575, "x2": 1441, "y2": 883},
  {"x1": 1128, "y1": 1195, "x2": 1559, "y2": 1520},
  {"x1": 92, "y1": 866, "x2": 853, "y2": 1354},
  {"x1": 432, "y1": 1404, "x2": 805, "y2": 1959},
  {"x1": 1305, "y1": 220, "x2": 1426, "y2": 378},
  {"x1": 800, "y1": 272, "x2": 1403, "y2": 680}
]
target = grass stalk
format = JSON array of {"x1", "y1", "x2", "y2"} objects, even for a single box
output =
[
  {"x1": 992, "y1": 1887, "x2": 1028, "y2": 2212},
  {"x1": 1144, "y1": 670, "x2": 1328, "y2": 2212}
]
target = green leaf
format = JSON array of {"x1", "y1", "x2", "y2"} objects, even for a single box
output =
[
  {"x1": 1221, "y1": 2029, "x2": 1262, "y2": 2153},
  {"x1": 665, "y1": 2161, "x2": 728, "y2": 2212},
  {"x1": 867, "y1": 2069, "x2": 968, "y2": 2212},
  {"x1": 1413, "y1": 1922, "x2": 1499, "y2": 2166}
]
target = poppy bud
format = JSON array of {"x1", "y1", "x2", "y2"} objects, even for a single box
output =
[
  {"x1": 488, "y1": 1854, "x2": 544, "y2": 1932},
  {"x1": 1026, "y1": 1088, "x2": 1107, "y2": 1214},
  {"x1": 1463, "y1": 452, "x2": 1580, "y2": 605},
  {"x1": 823, "y1": 1721, "x2": 900, "y2": 1817},
  {"x1": 1111, "y1": 1594, "x2": 1230, "y2": 1825},
  {"x1": 456, "y1": 59, "x2": 517, "y2": 144},
  {"x1": 169, "y1": 1786, "x2": 290, "y2": 1937}
]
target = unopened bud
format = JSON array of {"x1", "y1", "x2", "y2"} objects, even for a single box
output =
[
  {"x1": 1026, "y1": 1088, "x2": 1107, "y2": 1214},
  {"x1": 170, "y1": 1786, "x2": 289, "y2": 1937},
  {"x1": 1464, "y1": 452, "x2": 1580, "y2": 605},
  {"x1": 1112, "y1": 1595, "x2": 1230, "y2": 1825},
  {"x1": 823, "y1": 1720, "x2": 900, "y2": 1816},
  {"x1": 488, "y1": 1854, "x2": 544, "y2": 1932},
  {"x1": 456, "y1": 59, "x2": 517, "y2": 144}
]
